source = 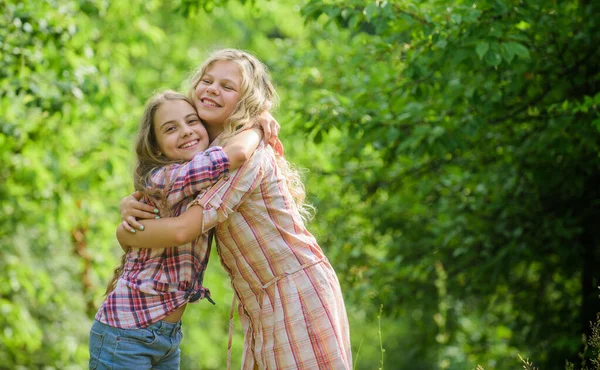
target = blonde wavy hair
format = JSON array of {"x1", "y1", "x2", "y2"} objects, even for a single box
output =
[
  {"x1": 105, "y1": 90, "x2": 194, "y2": 296},
  {"x1": 188, "y1": 48, "x2": 313, "y2": 220}
]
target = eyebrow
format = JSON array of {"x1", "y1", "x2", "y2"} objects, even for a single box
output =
[
  {"x1": 159, "y1": 114, "x2": 199, "y2": 129},
  {"x1": 203, "y1": 73, "x2": 239, "y2": 88}
]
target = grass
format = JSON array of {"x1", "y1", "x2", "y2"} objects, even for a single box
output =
[{"x1": 475, "y1": 313, "x2": 600, "y2": 370}]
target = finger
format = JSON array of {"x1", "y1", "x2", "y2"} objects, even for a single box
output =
[
  {"x1": 137, "y1": 203, "x2": 158, "y2": 214},
  {"x1": 134, "y1": 209, "x2": 160, "y2": 220},
  {"x1": 124, "y1": 196, "x2": 156, "y2": 214},
  {"x1": 121, "y1": 220, "x2": 137, "y2": 233},
  {"x1": 262, "y1": 120, "x2": 272, "y2": 145},
  {"x1": 270, "y1": 119, "x2": 280, "y2": 139},
  {"x1": 132, "y1": 191, "x2": 143, "y2": 200},
  {"x1": 126, "y1": 216, "x2": 145, "y2": 231},
  {"x1": 273, "y1": 138, "x2": 285, "y2": 156},
  {"x1": 121, "y1": 202, "x2": 157, "y2": 218}
]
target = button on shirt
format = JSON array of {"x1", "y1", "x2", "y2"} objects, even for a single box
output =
[{"x1": 95, "y1": 146, "x2": 230, "y2": 329}]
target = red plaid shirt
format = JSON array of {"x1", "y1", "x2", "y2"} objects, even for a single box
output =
[{"x1": 95, "y1": 146, "x2": 229, "y2": 329}]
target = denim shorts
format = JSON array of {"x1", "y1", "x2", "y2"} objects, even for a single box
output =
[{"x1": 89, "y1": 319, "x2": 183, "y2": 370}]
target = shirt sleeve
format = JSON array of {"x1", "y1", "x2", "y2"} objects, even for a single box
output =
[
  {"x1": 151, "y1": 146, "x2": 230, "y2": 206},
  {"x1": 193, "y1": 146, "x2": 265, "y2": 233}
]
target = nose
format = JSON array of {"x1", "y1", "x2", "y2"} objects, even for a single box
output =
[
  {"x1": 206, "y1": 82, "x2": 219, "y2": 96},
  {"x1": 181, "y1": 125, "x2": 193, "y2": 137}
]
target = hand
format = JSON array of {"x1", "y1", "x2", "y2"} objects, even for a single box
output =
[
  {"x1": 256, "y1": 111, "x2": 283, "y2": 155},
  {"x1": 272, "y1": 137, "x2": 284, "y2": 156},
  {"x1": 119, "y1": 191, "x2": 159, "y2": 232}
]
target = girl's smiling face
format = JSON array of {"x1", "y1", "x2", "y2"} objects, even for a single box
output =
[
  {"x1": 153, "y1": 99, "x2": 208, "y2": 161},
  {"x1": 194, "y1": 60, "x2": 242, "y2": 130}
]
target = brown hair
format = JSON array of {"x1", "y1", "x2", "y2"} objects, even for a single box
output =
[
  {"x1": 105, "y1": 90, "x2": 194, "y2": 296},
  {"x1": 133, "y1": 90, "x2": 196, "y2": 207}
]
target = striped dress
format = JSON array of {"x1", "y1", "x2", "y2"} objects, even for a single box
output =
[{"x1": 195, "y1": 142, "x2": 352, "y2": 369}]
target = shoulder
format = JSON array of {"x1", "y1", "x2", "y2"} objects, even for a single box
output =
[
  {"x1": 249, "y1": 144, "x2": 278, "y2": 174},
  {"x1": 149, "y1": 165, "x2": 169, "y2": 187}
]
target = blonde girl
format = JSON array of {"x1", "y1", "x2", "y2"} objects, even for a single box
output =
[
  {"x1": 118, "y1": 49, "x2": 352, "y2": 370},
  {"x1": 90, "y1": 90, "x2": 265, "y2": 370}
]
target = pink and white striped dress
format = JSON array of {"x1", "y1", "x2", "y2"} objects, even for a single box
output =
[{"x1": 195, "y1": 142, "x2": 352, "y2": 370}]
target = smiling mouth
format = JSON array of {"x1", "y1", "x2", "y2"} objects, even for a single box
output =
[
  {"x1": 201, "y1": 98, "x2": 221, "y2": 107},
  {"x1": 179, "y1": 140, "x2": 198, "y2": 149}
]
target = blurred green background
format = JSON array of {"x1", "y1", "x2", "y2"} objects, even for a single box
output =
[{"x1": 1, "y1": 0, "x2": 599, "y2": 369}]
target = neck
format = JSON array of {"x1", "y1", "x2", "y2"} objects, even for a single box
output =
[{"x1": 207, "y1": 124, "x2": 224, "y2": 143}]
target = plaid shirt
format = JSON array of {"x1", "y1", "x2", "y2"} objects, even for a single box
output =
[
  {"x1": 95, "y1": 146, "x2": 229, "y2": 329},
  {"x1": 194, "y1": 142, "x2": 352, "y2": 370}
]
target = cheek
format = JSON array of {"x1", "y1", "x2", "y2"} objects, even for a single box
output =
[
  {"x1": 195, "y1": 126, "x2": 208, "y2": 138},
  {"x1": 195, "y1": 84, "x2": 204, "y2": 98},
  {"x1": 154, "y1": 135, "x2": 163, "y2": 149},
  {"x1": 156, "y1": 138, "x2": 169, "y2": 152},
  {"x1": 226, "y1": 94, "x2": 240, "y2": 108}
]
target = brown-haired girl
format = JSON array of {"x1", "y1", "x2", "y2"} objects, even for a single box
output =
[
  {"x1": 89, "y1": 89, "x2": 267, "y2": 369},
  {"x1": 118, "y1": 49, "x2": 352, "y2": 370}
]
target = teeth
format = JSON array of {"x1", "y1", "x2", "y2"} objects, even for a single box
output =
[
  {"x1": 180, "y1": 140, "x2": 198, "y2": 149},
  {"x1": 203, "y1": 99, "x2": 219, "y2": 107}
]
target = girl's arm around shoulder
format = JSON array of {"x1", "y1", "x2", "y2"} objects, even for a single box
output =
[
  {"x1": 118, "y1": 138, "x2": 270, "y2": 250},
  {"x1": 151, "y1": 128, "x2": 261, "y2": 199},
  {"x1": 222, "y1": 127, "x2": 262, "y2": 169},
  {"x1": 153, "y1": 147, "x2": 230, "y2": 195},
  {"x1": 116, "y1": 129, "x2": 262, "y2": 249}
]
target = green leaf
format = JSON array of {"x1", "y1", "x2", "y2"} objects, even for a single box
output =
[
  {"x1": 475, "y1": 42, "x2": 489, "y2": 60},
  {"x1": 516, "y1": 20, "x2": 531, "y2": 30},
  {"x1": 364, "y1": 2, "x2": 379, "y2": 22},
  {"x1": 500, "y1": 42, "x2": 516, "y2": 63},
  {"x1": 482, "y1": 42, "x2": 502, "y2": 67},
  {"x1": 348, "y1": 14, "x2": 361, "y2": 30},
  {"x1": 506, "y1": 41, "x2": 530, "y2": 60}
]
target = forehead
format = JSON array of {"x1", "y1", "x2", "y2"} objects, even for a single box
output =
[
  {"x1": 154, "y1": 99, "x2": 196, "y2": 125},
  {"x1": 204, "y1": 60, "x2": 242, "y2": 82}
]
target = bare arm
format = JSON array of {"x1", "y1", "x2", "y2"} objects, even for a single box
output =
[
  {"x1": 119, "y1": 128, "x2": 260, "y2": 232},
  {"x1": 256, "y1": 111, "x2": 284, "y2": 155},
  {"x1": 222, "y1": 127, "x2": 262, "y2": 169},
  {"x1": 118, "y1": 143, "x2": 265, "y2": 250},
  {"x1": 116, "y1": 205, "x2": 205, "y2": 249}
]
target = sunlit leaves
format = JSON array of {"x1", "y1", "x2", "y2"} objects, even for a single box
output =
[
  {"x1": 281, "y1": 0, "x2": 600, "y2": 368},
  {"x1": 1, "y1": 0, "x2": 599, "y2": 368}
]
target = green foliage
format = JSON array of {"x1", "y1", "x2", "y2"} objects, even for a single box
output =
[
  {"x1": 175, "y1": 0, "x2": 260, "y2": 15},
  {"x1": 0, "y1": 0, "x2": 280, "y2": 367},
  {"x1": 282, "y1": 0, "x2": 600, "y2": 368},
  {"x1": 1, "y1": 0, "x2": 599, "y2": 369}
]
